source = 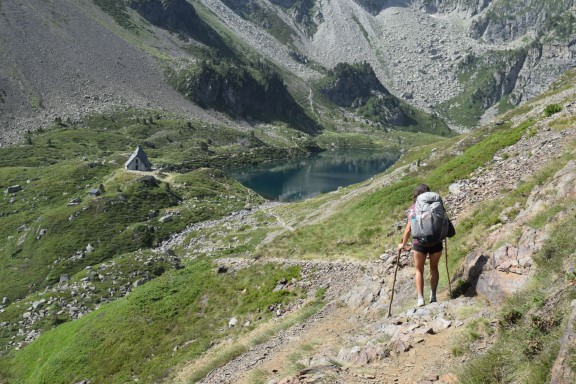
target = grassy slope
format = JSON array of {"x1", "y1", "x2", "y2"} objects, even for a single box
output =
[
  {"x1": 262, "y1": 69, "x2": 576, "y2": 382},
  {"x1": 0, "y1": 101, "x2": 415, "y2": 383},
  {"x1": 2, "y1": 261, "x2": 303, "y2": 384},
  {"x1": 0, "y1": 111, "x2": 270, "y2": 302},
  {"x1": 264, "y1": 66, "x2": 576, "y2": 263}
]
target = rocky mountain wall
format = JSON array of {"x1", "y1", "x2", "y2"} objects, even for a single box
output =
[
  {"x1": 128, "y1": 0, "x2": 199, "y2": 33},
  {"x1": 513, "y1": 42, "x2": 576, "y2": 103},
  {"x1": 1, "y1": 0, "x2": 575, "y2": 144},
  {"x1": 414, "y1": 0, "x2": 493, "y2": 18},
  {"x1": 320, "y1": 62, "x2": 416, "y2": 126},
  {"x1": 469, "y1": 0, "x2": 576, "y2": 43}
]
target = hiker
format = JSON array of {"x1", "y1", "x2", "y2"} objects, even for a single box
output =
[{"x1": 397, "y1": 183, "x2": 443, "y2": 307}]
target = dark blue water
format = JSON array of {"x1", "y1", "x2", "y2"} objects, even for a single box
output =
[{"x1": 227, "y1": 150, "x2": 398, "y2": 202}]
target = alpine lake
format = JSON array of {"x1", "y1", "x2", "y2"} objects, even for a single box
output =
[{"x1": 227, "y1": 149, "x2": 399, "y2": 202}]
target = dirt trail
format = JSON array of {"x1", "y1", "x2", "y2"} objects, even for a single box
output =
[
  {"x1": 172, "y1": 250, "x2": 492, "y2": 384},
  {"x1": 187, "y1": 263, "x2": 490, "y2": 384},
  {"x1": 232, "y1": 304, "x2": 465, "y2": 384}
]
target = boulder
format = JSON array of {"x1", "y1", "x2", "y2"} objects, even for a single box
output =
[
  {"x1": 475, "y1": 269, "x2": 529, "y2": 305},
  {"x1": 67, "y1": 197, "x2": 81, "y2": 206},
  {"x1": 431, "y1": 318, "x2": 452, "y2": 334},
  {"x1": 36, "y1": 228, "x2": 47, "y2": 240},
  {"x1": 159, "y1": 215, "x2": 173, "y2": 223},
  {"x1": 6, "y1": 185, "x2": 22, "y2": 194},
  {"x1": 32, "y1": 299, "x2": 46, "y2": 310},
  {"x1": 132, "y1": 279, "x2": 147, "y2": 288},
  {"x1": 342, "y1": 276, "x2": 382, "y2": 309}
]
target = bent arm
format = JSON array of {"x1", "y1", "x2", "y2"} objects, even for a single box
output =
[{"x1": 398, "y1": 220, "x2": 411, "y2": 250}]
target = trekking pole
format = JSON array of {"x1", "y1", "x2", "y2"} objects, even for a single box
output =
[
  {"x1": 444, "y1": 238, "x2": 452, "y2": 298},
  {"x1": 388, "y1": 248, "x2": 402, "y2": 318}
]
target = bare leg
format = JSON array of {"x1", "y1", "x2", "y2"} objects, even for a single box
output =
[
  {"x1": 413, "y1": 251, "x2": 426, "y2": 299},
  {"x1": 429, "y1": 251, "x2": 442, "y2": 301}
]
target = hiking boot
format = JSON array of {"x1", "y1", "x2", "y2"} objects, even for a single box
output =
[
  {"x1": 429, "y1": 294, "x2": 437, "y2": 303},
  {"x1": 417, "y1": 296, "x2": 425, "y2": 307}
]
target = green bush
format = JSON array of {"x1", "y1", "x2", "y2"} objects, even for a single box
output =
[{"x1": 544, "y1": 103, "x2": 562, "y2": 117}]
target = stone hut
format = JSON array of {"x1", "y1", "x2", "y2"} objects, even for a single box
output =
[{"x1": 125, "y1": 145, "x2": 152, "y2": 171}]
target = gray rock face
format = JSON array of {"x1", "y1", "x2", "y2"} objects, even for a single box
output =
[
  {"x1": 342, "y1": 275, "x2": 383, "y2": 309},
  {"x1": 469, "y1": 0, "x2": 576, "y2": 43},
  {"x1": 128, "y1": 0, "x2": 198, "y2": 33},
  {"x1": 414, "y1": 0, "x2": 493, "y2": 18},
  {"x1": 321, "y1": 62, "x2": 410, "y2": 126},
  {"x1": 454, "y1": 135, "x2": 576, "y2": 305}
]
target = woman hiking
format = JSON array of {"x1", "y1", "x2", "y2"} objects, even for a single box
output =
[{"x1": 397, "y1": 183, "x2": 443, "y2": 307}]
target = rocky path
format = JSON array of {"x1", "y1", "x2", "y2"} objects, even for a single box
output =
[{"x1": 175, "y1": 254, "x2": 494, "y2": 384}]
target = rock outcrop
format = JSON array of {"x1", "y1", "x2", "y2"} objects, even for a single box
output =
[
  {"x1": 128, "y1": 0, "x2": 199, "y2": 34},
  {"x1": 321, "y1": 62, "x2": 412, "y2": 126},
  {"x1": 550, "y1": 299, "x2": 576, "y2": 384},
  {"x1": 469, "y1": 0, "x2": 576, "y2": 43},
  {"x1": 448, "y1": 122, "x2": 576, "y2": 304},
  {"x1": 178, "y1": 61, "x2": 320, "y2": 133},
  {"x1": 414, "y1": 0, "x2": 493, "y2": 18}
]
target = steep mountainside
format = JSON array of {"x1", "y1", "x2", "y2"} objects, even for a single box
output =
[
  {"x1": 1, "y1": 0, "x2": 575, "y2": 144},
  {"x1": 0, "y1": 0, "x2": 222, "y2": 144}
]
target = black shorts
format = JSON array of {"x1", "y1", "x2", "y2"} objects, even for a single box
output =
[{"x1": 413, "y1": 242, "x2": 443, "y2": 254}]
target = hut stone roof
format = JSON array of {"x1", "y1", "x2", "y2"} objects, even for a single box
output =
[{"x1": 124, "y1": 145, "x2": 152, "y2": 170}]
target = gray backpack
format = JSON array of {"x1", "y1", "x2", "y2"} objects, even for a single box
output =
[{"x1": 410, "y1": 192, "x2": 449, "y2": 246}]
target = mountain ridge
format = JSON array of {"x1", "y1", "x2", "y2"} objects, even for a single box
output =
[{"x1": 1, "y1": 0, "x2": 575, "y2": 144}]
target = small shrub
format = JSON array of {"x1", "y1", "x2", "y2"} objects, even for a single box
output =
[
  {"x1": 500, "y1": 308, "x2": 523, "y2": 328},
  {"x1": 544, "y1": 103, "x2": 562, "y2": 117}
]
